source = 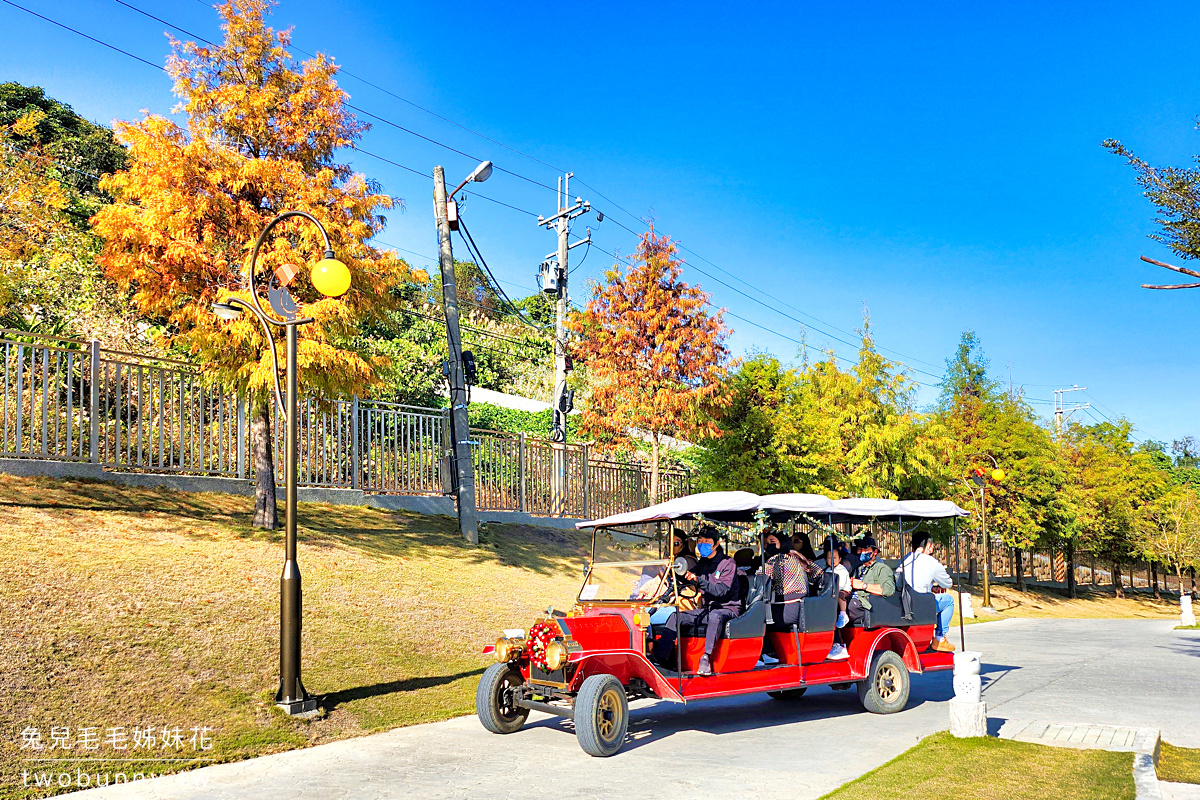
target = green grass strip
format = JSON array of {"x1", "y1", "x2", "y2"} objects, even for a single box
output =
[{"x1": 819, "y1": 731, "x2": 1135, "y2": 800}]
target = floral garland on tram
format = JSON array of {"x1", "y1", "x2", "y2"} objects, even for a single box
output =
[{"x1": 525, "y1": 621, "x2": 561, "y2": 672}]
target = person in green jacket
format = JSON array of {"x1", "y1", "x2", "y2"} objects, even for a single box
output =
[
  {"x1": 827, "y1": 535, "x2": 895, "y2": 661},
  {"x1": 849, "y1": 535, "x2": 896, "y2": 612}
]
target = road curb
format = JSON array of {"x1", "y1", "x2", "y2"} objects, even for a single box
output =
[{"x1": 1133, "y1": 752, "x2": 1162, "y2": 800}]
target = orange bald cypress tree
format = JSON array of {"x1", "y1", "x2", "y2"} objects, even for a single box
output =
[
  {"x1": 570, "y1": 230, "x2": 732, "y2": 502},
  {"x1": 91, "y1": 0, "x2": 418, "y2": 527}
]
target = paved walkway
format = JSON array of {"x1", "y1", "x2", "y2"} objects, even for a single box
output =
[
  {"x1": 59, "y1": 619, "x2": 1198, "y2": 800},
  {"x1": 1163, "y1": 782, "x2": 1200, "y2": 799},
  {"x1": 1000, "y1": 720, "x2": 1160, "y2": 753}
]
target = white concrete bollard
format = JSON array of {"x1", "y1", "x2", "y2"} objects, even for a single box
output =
[
  {"x1": 1182, "y1": 594, "x2": 1196, "y2": 627},
  {"x1": 949, "y1": 650, "x2": 988, "y2": 737},
  {"x1": 952, "y1": 651, "x2": 982, "y2": 703},
  {"x1": 959, "y1": 591, "x2": 975, "y2": 619}
]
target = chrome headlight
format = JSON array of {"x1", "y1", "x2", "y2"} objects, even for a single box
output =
[
  {"x1": 494, "y1": 637, "x2": 524, "y2": 662},
  {"x1": 544, "y1": 640, "x2": 568, "y2": 671}
]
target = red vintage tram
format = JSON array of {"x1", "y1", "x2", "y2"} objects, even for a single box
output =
[{"x1": 476, "y1": 491, "x2": 967, "y2": 756}]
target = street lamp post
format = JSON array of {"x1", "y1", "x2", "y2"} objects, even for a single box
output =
[
  {"x1": 212, "y1": 210, "x2": 350, "y2": 717},
  {"x1": 963, "y1": 455, "x2": 1005, "y2": 612}
]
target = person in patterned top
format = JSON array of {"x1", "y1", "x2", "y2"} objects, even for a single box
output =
[{"x1": 763, "y1": 528, "x2": 822, "y2": 628}]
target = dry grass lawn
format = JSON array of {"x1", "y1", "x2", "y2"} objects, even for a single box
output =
[
  {"x1": 0, "y1": 476, "x2": 589, "y2": 799},
  {"x1": 951, "y1": 581, "x2": 1179, "y2": 627}
]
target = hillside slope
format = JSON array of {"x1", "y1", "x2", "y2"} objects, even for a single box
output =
[{"x1": 1, "y1": 476, "x2": 588, "y2": 798}]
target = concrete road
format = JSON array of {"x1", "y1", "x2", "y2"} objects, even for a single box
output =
[{"x1": 58, "y1": 619, "x2": 1198, "y2": 800}]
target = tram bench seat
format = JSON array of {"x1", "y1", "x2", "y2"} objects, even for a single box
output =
[
  {"x1": 678, "y1": 573, "x2": 769, "y2": 672},
  {"x1": 851, "y1": 586, "x2": 938, "y2": 630}
]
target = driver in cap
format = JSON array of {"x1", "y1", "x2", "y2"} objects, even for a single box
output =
[{"x1": 651, "y1": 523, "x2": 740, "y2": 676}]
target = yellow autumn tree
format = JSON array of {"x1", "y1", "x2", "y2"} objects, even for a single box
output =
[
  {"x1": 92, "y1": 0, "x2": 418, "y2": 527},
  {"x1": 1, "y1": 119, "x2": 75, "y2": 309},
  {"x1": 0, "y1": 129, "x2": 70, "y2": 263}
]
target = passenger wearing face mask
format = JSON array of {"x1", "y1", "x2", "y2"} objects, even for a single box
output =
[
  {"x1": 651, "y1": 523, "x2": 739, "y2": 676},
  {"x1": 827, "y1": 536, "x2": 895, "y2": 661},
  {"x1": 847, "y1": 535, "x2": 895, "y2": 620}
]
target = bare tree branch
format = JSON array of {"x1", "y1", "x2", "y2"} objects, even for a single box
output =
[
  {"x1": 1141, "y1": 255, "x2": 1200, "y2": 280},
  {"x1": 1142, "y1": 282, "x2": 1200, "y2": 290}
]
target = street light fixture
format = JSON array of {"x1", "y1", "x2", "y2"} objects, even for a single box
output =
[
  {"x1": 450, "y1": 159, "x2": 493, "y2": 198},
  {"x1": 211, "y1": 210, "x2": 349, "y2": 717},
  {"x1": 211, "y1": 302, "x2": 242, "y2": 321}
]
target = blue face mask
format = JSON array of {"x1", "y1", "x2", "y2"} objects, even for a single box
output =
[
  {"x1": 859, "y1": 551, "x2": 872, "y2": 564},
  {"x1": 697, "y1": 542, "x2": 714, "y2": 558}
]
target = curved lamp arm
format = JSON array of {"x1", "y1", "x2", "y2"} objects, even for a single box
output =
[
  {"x1": 246, "y1": 210, "x2": 334, "y2": 326},
  {"x1": 965, "y1": 452, "x2": 1000, "y2": 470},
  {"x1": 227, "y1": 297, "x2": 286, "y2": 417}
]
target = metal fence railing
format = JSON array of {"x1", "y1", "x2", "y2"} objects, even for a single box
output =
[
  {"x1": 1, "y1": 333, "x2": 94, "y2": 461},
  {"x1": 0, "y1": 329, "x2": 692, "y2": 518},
  {"x1": 96, "y1": 348, "x2": 242, "y2": 476},
  {"x1": 469, "y1": 431, "x2": 691, "y2": 518},
  {"x1": 359, "y1": 400, "x2": 445, "y2": 495}
]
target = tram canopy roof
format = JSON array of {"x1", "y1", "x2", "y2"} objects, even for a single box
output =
[{"x1": 577, "y1": 492, "x2": 969, "y2": 529}]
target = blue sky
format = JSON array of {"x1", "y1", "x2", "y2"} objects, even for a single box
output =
[{"x1": 3, "y1": 0, "x2": 1199, "y2": 444}]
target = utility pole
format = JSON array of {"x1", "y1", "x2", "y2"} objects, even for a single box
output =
[
  {"x1": 434, "y1": 165, "x2": 479, "y2": 544},
  {"x1": 1053, "y1": 385, "x2": 1089, "y2": 437},
  {"x1": 538, "y1": 172, "x2": 593, "y2": 515}
]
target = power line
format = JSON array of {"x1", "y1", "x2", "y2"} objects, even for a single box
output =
[
  {"x1": 1079, "y1": 393, "x2": 1145, "y2": 444},
  {"x1": 581, "y1": 241, "x2": 857, "y2": 369},
  {"x1": 2, "y1": 0, "x2": 161, "y2": 69},
  {"x1": 353, "y1": 147, "x2": 429, "y2": 180},
  {"x1": 546, "y1": 193, "x2": 943, "y2": 378},
  {"x1": 392, "y1": 306, "x2": 548, "y2": 363},
  {"x1": 351, "y1": 149, "x2": 541, "y2": 218},
  {"x1": 369, "y1": 234, "x2": 548, "y2": 332},
  {"x1": 457, "y1": 217, "x2": 547, "y2": 332},
  {"x1": 346, "y1": 104, "x2": 554, "y2": 192},
  {"x1": 1081, "y1": 390, "x2": 1122, "y2": 421},
  {"x1": 369, "y1": 238, "x2": 436, "y2": 263},
  {"x1": 458, "y1": 188, "x2": 540, "y2": 217}
]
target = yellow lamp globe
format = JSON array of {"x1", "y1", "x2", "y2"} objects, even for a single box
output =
[
  {"x1": 311, "y1": 257, "x2": 351, "y2": 298},
  {"x1": 990, "y1": 468, "x2": 1006, "y2": 482}
]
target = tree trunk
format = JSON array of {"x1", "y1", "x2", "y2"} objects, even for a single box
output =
[
  {"x1": 1151, "y1": 561, "x2": 1160, "y2": 599},
  {"x1": 1015, "y1": 549, "x2": 1026, "y2": 592},
  {"x1": 649, "y1": 435, "x2": 660, "y2": 505},
  {"x1": 1065, "y1": 540, "x2": 1076, "y2": 599},
  {"x1": 1112, "y1": 559, "x2": 1124, "y2": 599},
  {"x1": 251, "y1": 396, "x2": 278, "y2": 529}
]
